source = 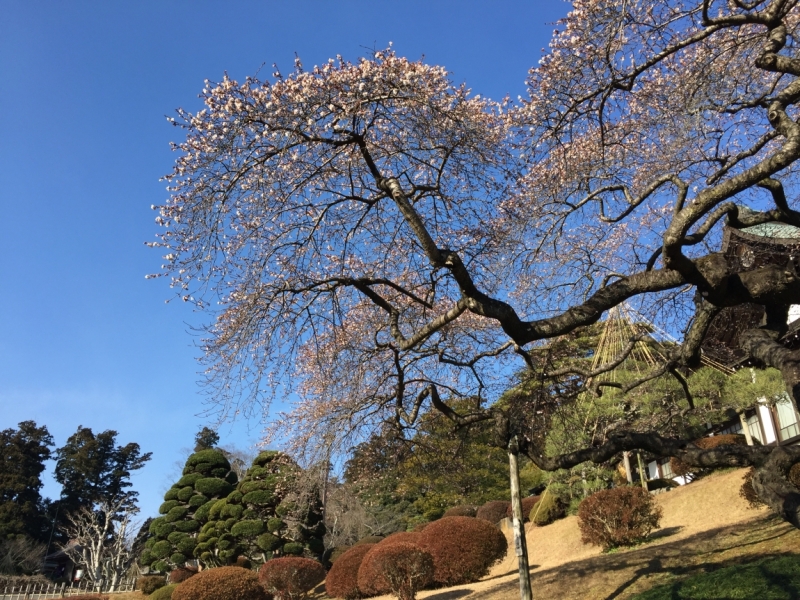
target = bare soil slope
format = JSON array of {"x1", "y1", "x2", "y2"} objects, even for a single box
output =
[{"x1": 360, "y1": 468, "x2": 800, "y2": 600}]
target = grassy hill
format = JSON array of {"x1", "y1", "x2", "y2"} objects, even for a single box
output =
[{"x1": 373, "y1": 468, "x2": 800, "y2": 600}]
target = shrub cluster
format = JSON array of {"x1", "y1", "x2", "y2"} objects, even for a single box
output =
[
  {"x1": 169, "y1": 566, "x2": 197, "y2": 584},
  {"x1": 740, "y1": 468, "x2": 766, "y2": 509},
  {"x1": 141, "y1": 449, "x2": 237, "y2": 571},
  {"x1": 325, "y1": 544, "x2": 374, "y2": 599},
  {"x1": 171, "y1": 566, "x2": 271, "y2": 600},
  {"x1": 417, "y1": 516, "x2": 507, "y2": 586},
  {"x1": 443, "y1": 505, "x2": 477, "y2": 518},
  {"x1": 137, "y1": 575, "x2": 167, "y2": 595},
  {"x1": 476, "y1": 500, "x2": 510, "y2": 524},
  {"x1": 529, "y1": 492, "x2": 564, "y2": 526},
  {"x1": 366, "y1": 542, "x2": 434, "y2": 600},
  {"x1": 149, "y1": 584, "x2": 178, "y2": 600},
  {"x1": 200, "y1": 451, "x2": 325, "y2": 567},
  {"x1": 505, "y1": 496, "x2": 540, "y2": 522},
  {"x1": 357, "y1": 533, "x2": 421, "y2": 596},
  {"x1": 577, "y1": 486, "x2": 663, "y2": 550},
  {"x1": 258, "y1": 557, "x2": 325, "y2": 600},
  {"x1": 353, "y1": 535, "x2": 384, "y2": 546},
  {"x1": 670, "y1": 434, "x2": 749, "y2": 477}
]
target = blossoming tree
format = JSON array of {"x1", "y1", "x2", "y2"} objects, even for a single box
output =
[{"x1": 153, "y1": 0, "x2": 800, "y2": 530}]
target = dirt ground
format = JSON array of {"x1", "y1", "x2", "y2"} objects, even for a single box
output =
[{"x1": 362, "y1": 468, "x2": 798, "y2": 600}]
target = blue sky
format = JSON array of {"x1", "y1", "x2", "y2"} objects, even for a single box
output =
[{"x1": 0, "y1": 0, "x2": 570, "y2": 522}]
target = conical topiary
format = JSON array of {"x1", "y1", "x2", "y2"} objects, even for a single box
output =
[
  {"x1": 140, "y1": 449, "x2": 237, "y2": 572},
  {"x1": 205, "y1": 451, "x2": 325, "y2": 566}
]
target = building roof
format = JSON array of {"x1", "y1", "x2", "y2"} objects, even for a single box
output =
[{"x1": 739, "y1": 222, "x2": 800, "y2": 241}]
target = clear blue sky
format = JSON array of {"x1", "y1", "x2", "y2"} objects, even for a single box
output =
[{"x1": 0, "y1": 0, "x2": 570, "y2": 522}]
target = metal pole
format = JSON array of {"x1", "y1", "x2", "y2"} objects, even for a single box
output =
[{"x1": 508, "y1": 436, "x2": 533, "y2": 600}]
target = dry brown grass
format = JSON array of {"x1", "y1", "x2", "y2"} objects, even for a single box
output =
[{"x1": 335, "y1": 468, "x2": 800, "y2": 600}]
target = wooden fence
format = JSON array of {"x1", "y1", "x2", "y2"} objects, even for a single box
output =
[{"x1": 0, "y1": 579, "x2": 136, "y2": 599}]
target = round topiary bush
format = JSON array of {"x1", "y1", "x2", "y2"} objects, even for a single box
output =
[
  {"x1": 258, "y1": 557, "x2": 326, "y2": 600},
  {"x1": 506, "y1": 496, "x2": 540, "y2": 522},
  {"x1": 150, "y1": 584, "x2": 178, "y2": 600},
  {"x1": 325, "y1": 544, "x2": 375, "y2": 599},
  {"x1": 357, "y1": 533, "x2": 423, "y2": 596},
  {"x1": 476, "y1": 500, "x2": 511, "y2": 524},
  {"x1": 577, "y1": 486, "x2": 663, "y2": 550},
  {"x1": 443, "y1": 505, "x2": 477, "y2": 518},
  {"x1": 171, "y1": 566, "x2": 271, "y2": 600},
  {"x1": 367, "y1": 542, "x2": 434, "y2": 600},
  {"x1": 137, "y1": 575, "x2": 167, "y2": 595},
  {"x1": 529, "y1": 491, "x2": 564, "y2": 526},
  {"x1": 417, "y1": 516, "x2": 508, "y2": 586}
]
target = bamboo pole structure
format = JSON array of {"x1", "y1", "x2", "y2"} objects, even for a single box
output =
[{"x1": 508, "y1": 436, "x2": 532, "y2": 600}]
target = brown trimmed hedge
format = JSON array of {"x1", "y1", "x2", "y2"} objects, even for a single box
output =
[
  {"x1": 366, "y1": 542, "x2": 434, "y2": 600},
  {"x1": 138, "y1": 575, "x2": 167, "y2": 595},
  {"x1": 325, "y1": 544, "x2": 374, "y2": 599},
  {"x1": 578, "y1": 486, "x2": 663, "y2": 550},
  {"x1": 443, "y1": 505, "x2": 477, "y2": 518},
  {"x1": 258, "y1": 557, "x2": 325, "y2": 600},
  {"x1": 417, "y1": 516, "x2": 508, "y2": 586},
  {"x1": 506, "y1": 496, "x2": 540, "y2": 522},
  {"x1": 476, "y1": 500, "x2": 510, "y2": 524},
  {"x1": 357, "y1": 532, "x2": 422, "y2": 596},
  {"x1": 670, "y1": 434, "x2": 749, "y2": 477},
  {"x1": 171, "y1": 566, "x2": 271, "y2": 600}
]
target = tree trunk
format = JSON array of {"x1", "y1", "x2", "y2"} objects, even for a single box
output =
[
  {"x1": 622, "y1": 451, "x2": 634, "y2": 483},
  {"x1": 508, "y1": 437, "x2": 532, "y2": 600}
]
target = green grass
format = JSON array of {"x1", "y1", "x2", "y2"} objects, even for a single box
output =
[{"x1": 633, "y1": 555, "x2": 800, "y2": 599}]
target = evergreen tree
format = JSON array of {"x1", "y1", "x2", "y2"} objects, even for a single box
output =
[
  {"x1": 54, "y1": 426, "x2": 151, "y2": 525},
  {"x1": 194, "y1": 427, "x2": 220, "y2": 452},
  {"x1": 141, "y1": 449, "x2": 237, "y2": 572},
  {"x1": 199, "y1": 451, "x2": 325, "y2": 566},
  {"x1": 0, "y1": 421, "x2": 54, "y2": 542}
]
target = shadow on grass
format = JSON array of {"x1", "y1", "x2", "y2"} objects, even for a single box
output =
[
  {"x1": 424, "y1": 590, "x2": 474, "y2": 600},
  {"x1": 468, "y1": 515, "x2": 798, "y2": 600}
]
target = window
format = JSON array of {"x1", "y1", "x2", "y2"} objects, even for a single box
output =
[
  {"x1": 776, "y1": 396, "x2": 800, "y2": 441},
  {"x1": 659, "y1": 458, "x2": 675, "y2": 479}
]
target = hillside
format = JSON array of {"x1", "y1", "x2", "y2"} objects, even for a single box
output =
[{"x1": 363, "y1": 468, "x2": 800, "y2": 600}]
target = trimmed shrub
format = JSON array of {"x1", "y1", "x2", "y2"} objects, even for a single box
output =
[
  {"x1": 283, "y1": 542, "x2": 304, "y2": 556},
  {"x1": 353, "y1": 535, "x2": 384, "y2": 546},
  {"x1": 740, "y1": 468, "x2": 766, "y2": 509},
  {"x1": 529, "y1": 492, "x2": 564, "y2": 526},
  {"x1": 325, "y1": 546, "x2": 349, "y2": 565},
  {"x1": 325, "y1": 544, "x2": 375, "y2": 599},
  {"x1": 670, "y1": 434, "x2": 749, "y2": 477},
  {"x1": 418, "y1": 516, "x2": 508, "y2": 586},
  {"x1": 195, "y1": 478, "x2": 234, "y2": 498},
  {"x1": 476, "y1": 500, "x2": 510, "y2": 524},
  {"x1": 506, "y1": 496, "x2": 540, "y2": 522},
  {"x1": 231, "y1": 519, "x2": 266, "y2": 537},
  {"x1": 150, "y1": 584, "x2": 178, "y2": 600},
  {"x1": 578, "y1": 486, "x2": 663, "y2": 550},
  {"x1": 443, "y1": 505, "x2": 477, "y2": 518},
  {"x1": 259, "y1": 557, "x2": 326, "y2": 600},
  {"x1": 168, "y1": 567, "x2": 197, "y2": 584},
  {"x1": 137, "y1": 575, "x2": 167, "y2": 594},
  {"x1": 171, "y1": 566, "x2": 271, "y2": 600},
  {"x1": 368, "y1": 542, "x2": 434, "y2": 600},
  {"x1": 258, "y1": 533, "x2": 283, "y2": 552},
  {"x1": 357, "y1": 533, "x2": 423, "y2": 596}
]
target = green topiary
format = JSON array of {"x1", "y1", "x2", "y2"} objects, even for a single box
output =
[
  {"x1": 144, "y1": 448, "x2": 237, "y2": 571},
  {"x1": 194, "y1": 478, "x2": 234, "y2": 497},
  {"x1": 529, "y1": 491, "x2": 565, "y2": 526},
  {"x1": 137, "y1": 575, "x2": 167, "y2": 594},
  {"x1": 149, "y1": 584, "x2": 177, "y2": 600},
  {"x1": 202, "y1": 451, "x2": 325, "y2": 567}
]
